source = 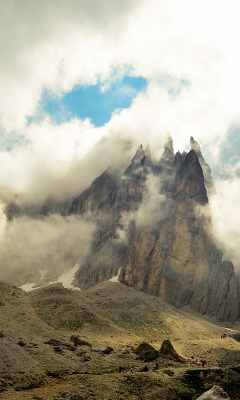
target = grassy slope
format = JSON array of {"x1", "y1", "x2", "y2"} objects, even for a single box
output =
[{"x1": 1, "y1": 281, "x2": 240, "y2": 399}]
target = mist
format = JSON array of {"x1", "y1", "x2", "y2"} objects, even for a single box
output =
[
  {"x1": 0, "y1": 210, "x2": 96, "y2": 287},
  {"x1": 209, "y1": 178, "x2": 240, "y2": 273}
]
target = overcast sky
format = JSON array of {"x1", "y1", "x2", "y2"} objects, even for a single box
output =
[{"x1": 1, "y1": 0, "x2": 240, "y2": 279}]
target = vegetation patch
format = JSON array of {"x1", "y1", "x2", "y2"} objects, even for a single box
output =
[
  {"x1": 31, "y1": 296, "x2": 102, "y2": 329},
  {"x1": 119, "y1": 375, "x2": 162, "y2": 398}
]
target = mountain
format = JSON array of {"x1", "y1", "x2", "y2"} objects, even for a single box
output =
[
  {"x1": 68, "y1": 137, "x2": 240, "y2": 322},
  {"x1": 3, "y1": 136, "x2": 240, "y2": 322}
]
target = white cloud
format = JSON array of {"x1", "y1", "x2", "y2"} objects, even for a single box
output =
[
  {"x1": 1, "y1": 0, "x2": 240, "y2": 153},
  {"x1": 0, "y1": 212, "x2": 96, "y2": 286},
  {"x1": 0, "y1": 0, "x2": 240, "y2": 279},
  {"x1": 210, "y1": 178, "x2": 240, "y2": 271}
]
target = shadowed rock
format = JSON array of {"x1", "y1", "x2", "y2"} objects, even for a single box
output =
[
  {"x1": 159, "y1": 339, "x2": 185, "y2": 363},
  {"x1": 134, "y1": 341, "x2": 158, "y2": 361},
  {"x1": 70, "y1": 335, "x2": 91, "y2": 347},
  {"x1": 44, "y1": 338, "x2": 62, "y2": 346},
  {"x1": 91, "y1": 345, "x2": 113, "y2": 354},
  {"x1": 231, "y1": 332, "x2": 240, "y2": 342}
]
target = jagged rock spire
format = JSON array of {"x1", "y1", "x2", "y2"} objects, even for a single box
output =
[
  {"x1": 190, "y1": 136, "x2": 201, "y2": 154},
  {"x1": 190, "y1": 137, "x2": 216, "y2": 197},
  {"x1": 161, "y1": 136, "x2": 174, "y2": 162},
  {"x1": 132, "y1": 144, "x2": 145, "y2": 165}
]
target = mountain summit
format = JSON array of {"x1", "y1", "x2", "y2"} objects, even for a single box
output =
[{"x1": 69, "y1": 137, "x2": 240, "y2": 322}]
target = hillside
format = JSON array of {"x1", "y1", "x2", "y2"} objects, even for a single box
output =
[{"x1": 1, "y1": 281, "x2": 240, "y2": 399}]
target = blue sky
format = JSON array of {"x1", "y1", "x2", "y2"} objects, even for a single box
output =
[{"x1": 30, "y1": 76, "x2": 147, "y2": 127}]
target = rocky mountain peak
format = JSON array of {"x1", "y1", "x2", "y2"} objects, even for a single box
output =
[
  {"x1": 14, "y1": 135, "x2": 237, "y2": 323},
  {"x1": 190, "y1": 136, "x2": 201, "y2": 153},
  {"x1": 159, "y1": 135, "x2": 175, "y2": 169},
  {"x1": 131, "y1": 144, "x2": 146, "y2": 166},
  {"x1": 189, "y1": 137, "x2": 216, "y2": 197},
  {"x1": 176, "y1": 149, "x2": 208, "y2": 204}
]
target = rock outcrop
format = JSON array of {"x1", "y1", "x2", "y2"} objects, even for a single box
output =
[
  {"x1": 196, "y1": 385, "x2": 231, "y2": 400},
  {"x1": 69, "y1": 137, "x2": 240, "y2": 322},
  {"x1": 134, "y1": 341, "x2": 158, "y2": 361},
  {"x1": 159, "y1": 339, "x2": 185, "y2": 363}
]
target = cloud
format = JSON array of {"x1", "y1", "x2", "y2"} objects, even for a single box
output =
[
  {"x1": 209, "y1": 178, "x2": 240, "y2": 272},
  {"x1": 0, "y1": 0, "x2": 240, "y2": 283},
  {"x1": 0, "y1": 210, "x2": 96, "y2": 286},
  {"x1": 0, "y1": 0, "x2": 144, "y2": 131},
  {"x1": 1, "y1": 0, "x2": 240, "y2": 158}
]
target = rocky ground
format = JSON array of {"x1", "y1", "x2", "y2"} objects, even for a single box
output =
[{"x1": 1, "y1": 281, "x2": 240, "y2": 399}]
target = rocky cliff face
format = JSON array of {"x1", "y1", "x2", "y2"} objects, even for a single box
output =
[{"x1": 68, "y1": 137, "x2": 240, "y2": 322}]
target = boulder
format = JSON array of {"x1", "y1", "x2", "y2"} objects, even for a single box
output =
[
  {"x1": 232, "y1": 332, "x2": 240, "y2": 342},
  {"x1": 134, "y1": 341, "x2": 158, "y2": 360},
  {"x1": 138, "y1": 364, "x2": 149, "y2": 372},
  {"x1": 17, "y1": 340, "x2": 26, "y2": 347},
  {"x1": 44, "y1": 338, "x2": 62, "y2": 346},
  {"x1": 196, "y1": 385, "x2": 231, "y2": 400},
  {"x1": 159, "y1": 339, "x2": 185, "y2": 363},
  {"x1": 91, "y1": 345, "x2": 113, "y2": 354},
  {"x1": 70, "y1": 335, "x2": 91, "y2": 347}
]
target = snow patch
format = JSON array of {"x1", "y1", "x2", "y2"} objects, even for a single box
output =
[
  {"x1": 223, "y1": 327, "x2": 240, "y2": 333},
  {"x1": 20, "y1": 282, "x2": 37, "y2": 291},
  {"x1": 109, "y1": 267, "x2": 122, "y2": 283},
  {"x1": 54, "y1": 263, "x2": 81, "y2": 290},
  {"x1": 20, "y1": 263, "x2": 81, "y2": 292}
]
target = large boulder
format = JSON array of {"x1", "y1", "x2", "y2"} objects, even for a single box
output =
[
  {"x1": 134, "y1": 341, "x2": 158, "y2": 360},
  {"x1": 196, "y1": 385, "x2": 231, "y2": 400},
  {"x1": 159, "y1": 339, "x2": 185, "y2": 363},
  {"x1": 70, "y1": 335, "x2": 91, "y2": 347},
  {"x1": 91, "y1": 345, "x2": 113, "y2": 354}
]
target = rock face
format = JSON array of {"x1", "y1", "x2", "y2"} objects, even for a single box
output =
[{"x1": 69, "y1": 137, "x2": 240, "y2": 322}]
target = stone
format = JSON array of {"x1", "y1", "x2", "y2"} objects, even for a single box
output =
[
  {"x1": 70, "y1": 335, "x2": 91, "y2": 347},
  {"x1": 232, "y1": 333, "x2": 240, "y2": 342},
  {"x1": 196, "y1": 385, "x2": 231, "y2": 400},
  {"x1": 159, "y1": 339, "x2": 185, "y2": 363},
  {"x1": 134, "y1": 342, "x2": 158, "y2": 360},
  {"x1": 17, "y1": 340, "x2": 26, "y2": 347},
  {"x1": 91, "y1": 345, "x2": 113, "y2": 354},
  {"x1": 44, "y1": 338, "x2": 62, "y2": 346},
  {"x1": 138, "y1": 364, "x2": 149, "y2": 372}
]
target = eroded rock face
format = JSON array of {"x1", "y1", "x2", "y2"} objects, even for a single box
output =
[{"x1": 70, "y1": 137, "x2": 240, "y2": 322}]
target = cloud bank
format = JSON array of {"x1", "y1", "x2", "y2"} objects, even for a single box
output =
[
  {"x1": 0, "y1": 211, "x2": 96, "y2": 286},
  {"x1": 0, "y1": 0, "x2": 240, "y2": 282}
]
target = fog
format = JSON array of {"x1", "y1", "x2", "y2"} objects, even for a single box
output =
[{"x1": 0, "y1": 210, "x2": 96, "y2": 287}]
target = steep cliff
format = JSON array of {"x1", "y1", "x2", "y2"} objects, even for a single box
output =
[{"x1": 70, "y1": 137, "x2": 240, "y2": 322}]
